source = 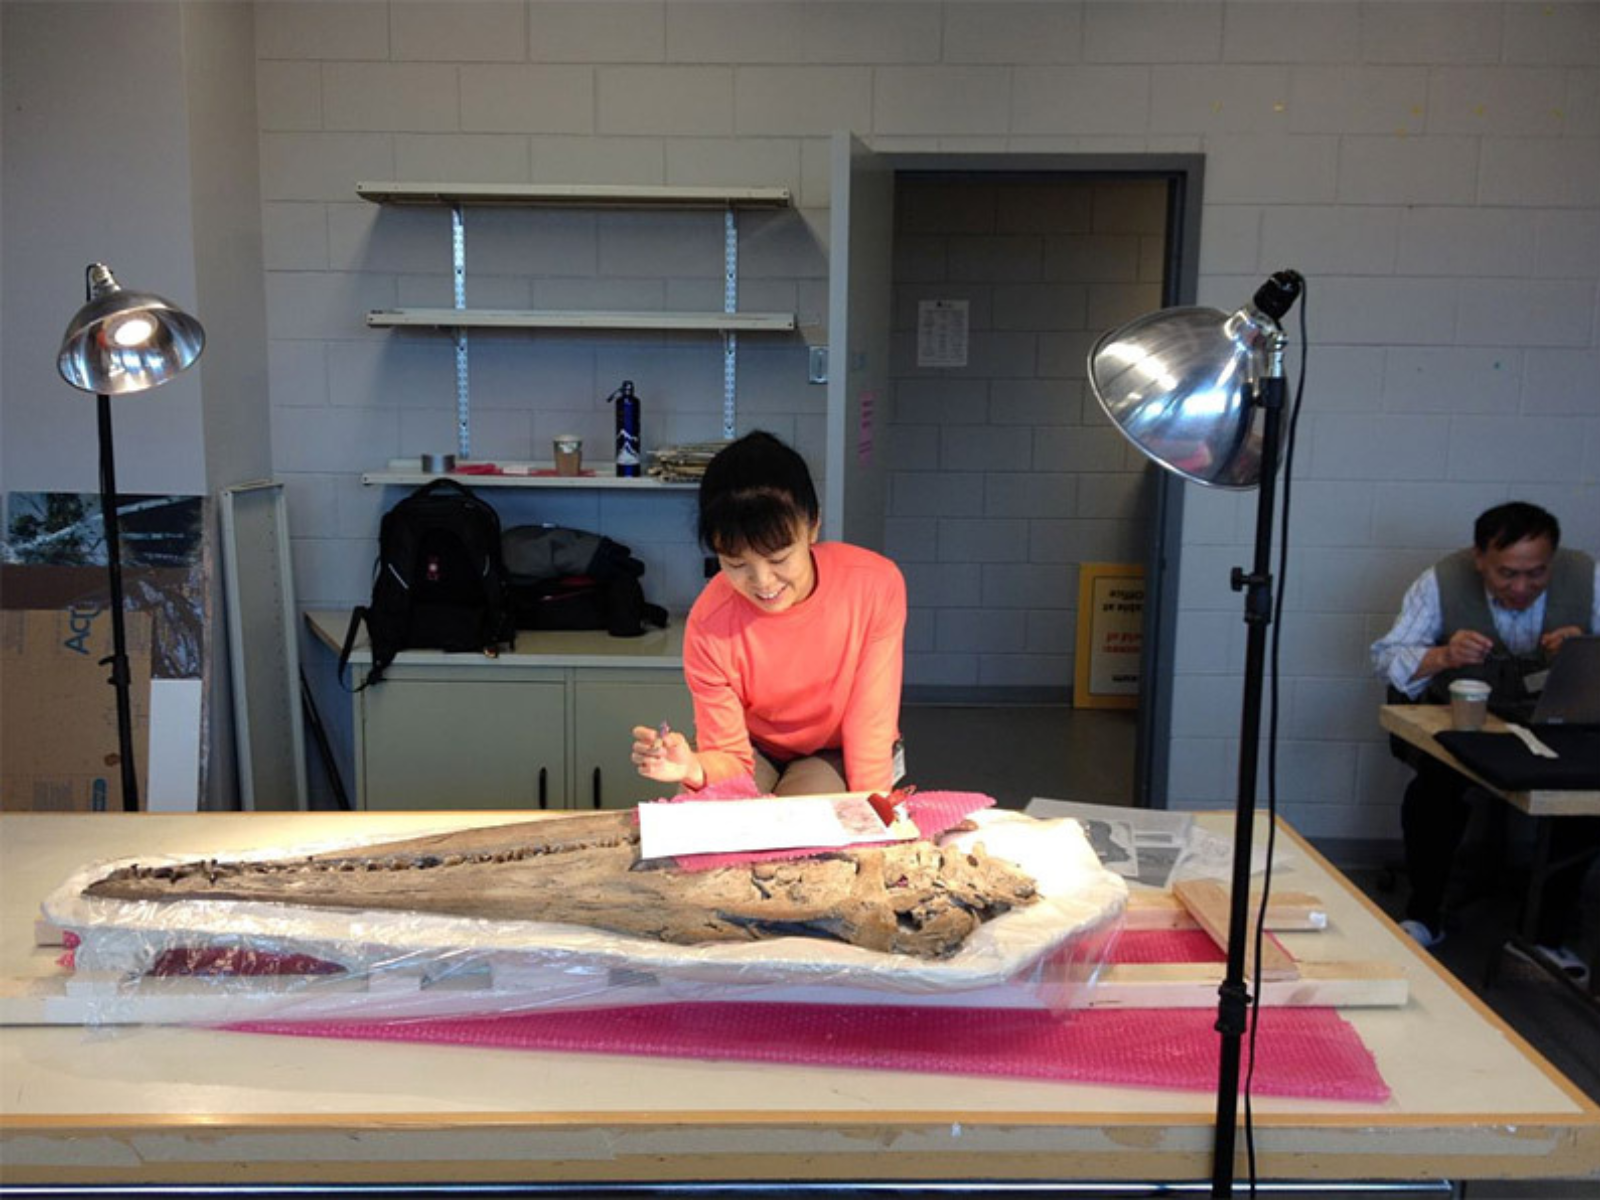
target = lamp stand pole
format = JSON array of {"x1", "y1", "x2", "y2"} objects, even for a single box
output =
[
  {"x1": 1210, "y1": 357, "x2": 1287, "y2": 1197},
  {"x1": 95, "y1": 391, "x2": 140, "y2": 813}
]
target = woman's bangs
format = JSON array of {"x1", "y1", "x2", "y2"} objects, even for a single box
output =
[{"x1": 708, "y1": 489, "x2": 807, "y2": 556}]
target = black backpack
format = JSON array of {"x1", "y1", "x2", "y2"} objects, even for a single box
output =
[
  {"x1": 339, "y1": 479, "x2": 515, "y2": 689},
  {"x1": 502, "y1": 524, "x2": 668, "y2": 638}
]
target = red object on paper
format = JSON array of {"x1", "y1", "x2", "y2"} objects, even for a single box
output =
[{"x1": 453, "y1": 463, "x2": 596, "y2": 477}]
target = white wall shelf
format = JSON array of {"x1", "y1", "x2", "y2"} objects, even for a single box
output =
[
  {"x1": 358, "y1": 179, "x2": 796, "y2": 456},
  {"x1": 357, "y1": 182, "x2": 792, "y2": 209},
  {"x1": 361, "y1": 462, "x2": 696, "y2": 489},
  {"x1": 367, "y1": 309, "x2": 794, "y2": 333}
]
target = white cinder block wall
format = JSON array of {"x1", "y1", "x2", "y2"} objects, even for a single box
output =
[{"x1": 257, "y1": 1, "x2": 1599, "y2": 839}]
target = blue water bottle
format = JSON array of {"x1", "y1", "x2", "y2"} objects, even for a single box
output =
[{"x1": 608, "y1": 380, "x2": 642, "y2": 477}]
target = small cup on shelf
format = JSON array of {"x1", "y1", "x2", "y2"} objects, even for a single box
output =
[{"x1": 553, "y1": 435, "x2": 583, "y2": 477}]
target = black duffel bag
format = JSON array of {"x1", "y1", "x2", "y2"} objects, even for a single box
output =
[{"x1": 502, "y1": 524, "x2": 667, "y2": 638}]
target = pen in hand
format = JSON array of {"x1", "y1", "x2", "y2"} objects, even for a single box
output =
[{"x1": 652, "y1": 721, "x2": 671, "y2": 757}]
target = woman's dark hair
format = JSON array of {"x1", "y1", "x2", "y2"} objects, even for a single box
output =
[
  {"x1": 1474, "y1": 501, "x2": 1561, "y2": 553},
  {"x1": 697, "y1": 431, "x2": 820, "y2": 556}
]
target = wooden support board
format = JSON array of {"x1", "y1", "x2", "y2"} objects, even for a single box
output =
[
  {"x1": 1171, "y1": 878, "x2": 1300, "y2": 981},
  {"x1": 1125, "y1": 889, "x2": 1326, "y2": 932},
  {"x1": 0, "y1": 958, "x2": 1409, "y2": 1026},
  {"x1": 8, "y1": 885, "x2": 1407, "y2": 1026},
  {"x1": 1091, "y1": 960, "x2": 1407, "y2": 1010}
]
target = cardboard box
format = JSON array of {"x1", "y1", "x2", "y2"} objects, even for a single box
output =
[{"x1": 1, "y1": 608, "x2": 152, "y2": 811}]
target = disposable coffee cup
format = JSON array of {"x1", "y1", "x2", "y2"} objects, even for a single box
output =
[
  {"x1": 1448, "y1": 679, "x2": 1492, "y2": 731},
  {"x1": 554, "y1": 435, "x2": 583, "y2": 477}
]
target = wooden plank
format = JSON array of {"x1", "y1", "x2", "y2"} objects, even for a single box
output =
[
  {"x1": 1, "y1": 955, "x2": 1409, "y2": 1026},
  {"x1": 1087, "y1": 960, "x2": 1408, "y2": 1010},
  {"x1": 0, "y1": 972, "x2": 374, "y2": 1026},
  {"x1": 1172, "y1": 878, "x2": 1299, "y2": 982},
  {"x1": 1126, "y1": 889, "x2": 1326, "y2": 932}
]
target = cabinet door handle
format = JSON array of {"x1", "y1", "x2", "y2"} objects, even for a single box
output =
[
  {"x1": 592, "y1": 766, "x2": 602, "y2": 810},
  {"x1": 538, "y1": 767, "x2": 548, "y2": 810}
]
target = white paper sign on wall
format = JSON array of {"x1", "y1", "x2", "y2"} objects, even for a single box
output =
[{"x1": 916, "y1": 299, "x2": 969, "y2": 368}]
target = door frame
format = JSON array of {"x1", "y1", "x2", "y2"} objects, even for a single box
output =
[{"x1": 833, "y1": 148, "x2": 1205, "y2": 810}]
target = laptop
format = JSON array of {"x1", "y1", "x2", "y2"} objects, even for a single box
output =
[{"x1": 1488, "y1": 635, "x2": 1600, "y2": 729}]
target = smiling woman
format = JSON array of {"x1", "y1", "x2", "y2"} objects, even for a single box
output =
[{"x1": 629, "y1": 432, "x2": 908, "y2": 798}]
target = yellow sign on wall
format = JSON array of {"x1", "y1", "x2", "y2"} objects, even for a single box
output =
[{"x1": 1073, "y1": 562, "x2": 1145, "y2": 710}]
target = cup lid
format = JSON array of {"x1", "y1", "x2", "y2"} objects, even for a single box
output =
[{"x1": 1448, "y1": 679, "x2": 1492, "y2": 696}]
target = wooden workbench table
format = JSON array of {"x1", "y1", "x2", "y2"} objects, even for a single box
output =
[{"x1": 2, "y1": 810, "x2": 1597, "y2": 1189}]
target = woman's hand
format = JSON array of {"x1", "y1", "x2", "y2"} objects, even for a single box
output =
[{"x1": 630, "y1": 724, "x2": 704, "y2": 788}]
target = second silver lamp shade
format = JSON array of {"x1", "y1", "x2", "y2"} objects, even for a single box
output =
[{"x1": 58, "y1": 263, "x2": 205, "y2": 397}]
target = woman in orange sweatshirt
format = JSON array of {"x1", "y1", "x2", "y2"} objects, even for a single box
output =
[{"x1": 631, "y1": 431, "x2": 906, "y2": 796}]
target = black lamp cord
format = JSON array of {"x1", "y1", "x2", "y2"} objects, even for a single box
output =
[{"x1": 1242, "y1": 280, "x2": 1310, "y2": 1194}]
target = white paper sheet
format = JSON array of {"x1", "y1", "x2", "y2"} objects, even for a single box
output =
[{"x1": 639, "y1": 797, "x2": 854, "y2": 858}]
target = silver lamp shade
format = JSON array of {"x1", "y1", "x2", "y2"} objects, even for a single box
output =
[
  {"x1": 1087, "y1": 300, "x2": 1285, "y2": 490},
  {"x1": 58, "y1": 263, "x2": 205, "y2": 396}
]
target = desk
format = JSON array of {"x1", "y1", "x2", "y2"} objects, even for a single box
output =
[
  {"x1": 3, "y1": 810, "x2": 1599, "y2": 1190},
  {"x1": 1379, "y1": 704, "x2": 1600, "y2": 996},
  {"x1": 1379, "y1": 704, "x2": 1600, "y2": 818}
]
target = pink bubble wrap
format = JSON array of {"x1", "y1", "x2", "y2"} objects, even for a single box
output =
[
  {"x1": 233, "y1": 1002, "x2": 1387, "y2": 1102},
  {"x1": 229, "y1": 919, "x2": 1388, "y2": 1101}
]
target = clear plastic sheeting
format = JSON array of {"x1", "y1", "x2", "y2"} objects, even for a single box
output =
[{"x1": 38, "y1": 810, "x2": 1127, "y2": 1027}]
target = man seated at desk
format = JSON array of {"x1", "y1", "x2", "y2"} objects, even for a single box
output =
[{"x1": 1370, "y1": 501, "x2": 1598, "y2": 971}]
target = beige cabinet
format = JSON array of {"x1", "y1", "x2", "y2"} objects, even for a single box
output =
[
  {"x1": 572, "y1": 674, "x2": 697, "y2": 811},
  {"x1": 309, "y1": 613, "x2": 691, "y2": 811},
  {"x1": 358, "y1": 667, "x2": 567, "y2": 811}
]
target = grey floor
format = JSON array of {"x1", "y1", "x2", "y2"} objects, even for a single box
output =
[
  {"x1": 901, "y1": 700, "x2": 1139, "y2": 810},
  {"x1": 900, "y1": 702, "x2": 1600, "y2": 1199}
]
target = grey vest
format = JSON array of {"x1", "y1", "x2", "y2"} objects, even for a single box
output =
[{"x1": 1424, "y1": 546, "x2": 1595, "y2": 703}]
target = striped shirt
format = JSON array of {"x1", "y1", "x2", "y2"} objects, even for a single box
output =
[{"x1": 1370, "y1": 562, "x2": 1600, "y2": 699}]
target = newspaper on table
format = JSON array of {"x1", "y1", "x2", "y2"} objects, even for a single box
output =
[{"x1": 1025, "y1": 797, "x2": 1282, "y2": 891}]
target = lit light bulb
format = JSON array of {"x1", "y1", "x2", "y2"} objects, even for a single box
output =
[{"x1": 109, "y1": 314, "x2": 156, "y2": 348}]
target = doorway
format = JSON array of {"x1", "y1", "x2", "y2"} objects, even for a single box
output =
[{"x1": 828, "y1": 145, "x2": 1204, "y2": 809}]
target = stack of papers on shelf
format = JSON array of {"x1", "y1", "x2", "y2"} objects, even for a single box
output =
[{"x1": 648, "y1": 441, "x2": 732, "y2": 481}]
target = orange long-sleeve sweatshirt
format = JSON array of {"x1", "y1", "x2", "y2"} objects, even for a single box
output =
[{"x1": 683, "y1": 541, "x2": 906, "y2": 793}]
